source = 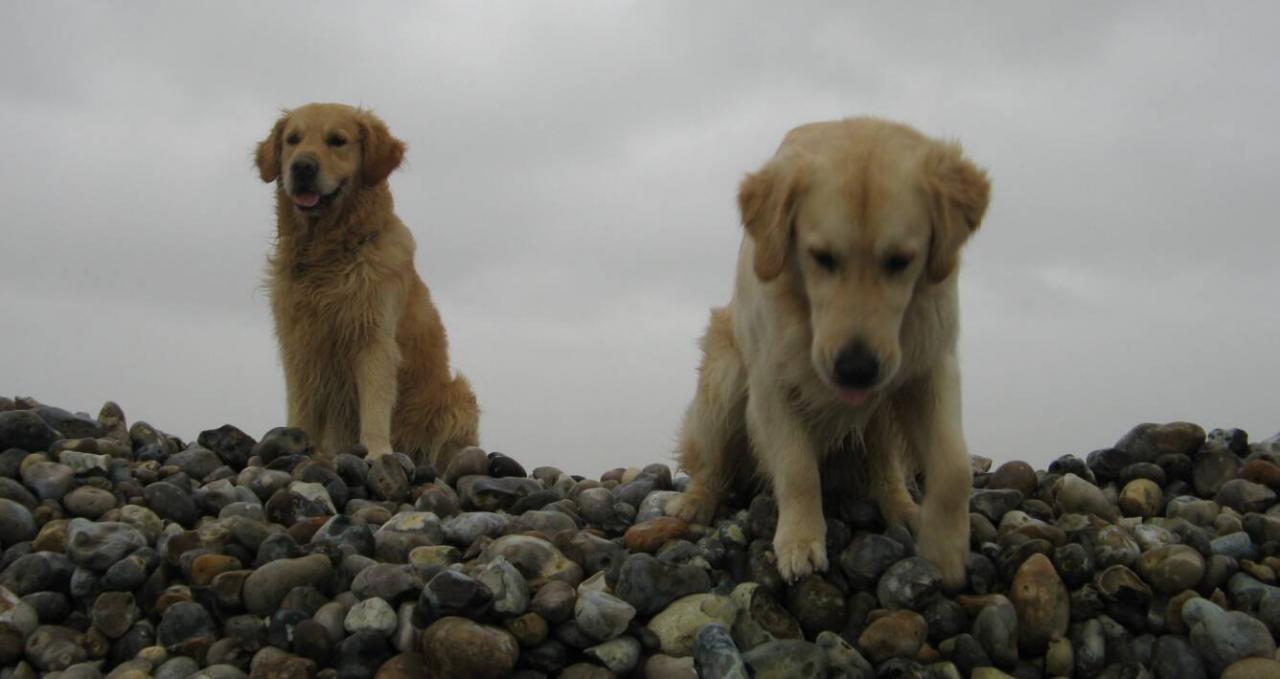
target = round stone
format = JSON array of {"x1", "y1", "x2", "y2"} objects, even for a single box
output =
[
  {"x1": 531, "y1": 580, "x2": 577, "y2": 624},
  {"x1": 1138, "y1": 544, "x2": 1205, "y2": 594},
  {"x1": 624, "y1": 516, "x2": 690, "y2": 553},
  {"x1": 876, "y1": 557, "x2": 942, "y2": 611},
  {"x1": 972, "y1": 595, "x2": 1018, "y2": 668},
  {"x1": 476, "y1": 556, "x2": 530, "y2": 617},
  {"x1": 647, "y1": 593, "x2": 738, "y2": 657},
  {"x1": 65, "y1": 518, "x2": 147, "y2": 571},
  {"x1": 786, "y1": 575, "x2": 846, "y2": 637},
  {"x1": 989, "y1": 461, "x2": 1038, "y2": 499},
  {"x1": 420, "y1": 616, "x2": 519, "y2": 678},
  {"x1": 1054, "y1": 474, "x2": 1117, "y2": 521},
  {"x1": 856, "y1": 609, "x2": 927, "y2": 663},
  {"x1": 729, "y1": 582, "x2": 802, "y2": 651},
  {"x1": 242, "y1": 554, "x2": 333, "y2": 616},
  {"x1": 90, "y1": 591, "x2": 137, "y2": 639},
  {"x1": 574, "y1": 590, "x2": 636, "y2": 642},
  {"x1": 480, "y1": 535, "x2": 583, "y2": 589},
  {"x1": 62, "y1": 486, "x2": 117, "y2": 519},
  {"x1": 1215, "y1": 479, "x2": 1277, "y2": 514},
  {"x1": 586, "y1": 635, "x2": 642, "y2": 675},
  {"x1": 1183, "y1": 598, "x2": 1277, "y2": 675},
  {"x1": 1009, "y1": 553, "x2": 1068, "y2": 653},
  {"x1": 0, "y1": 498, "x2": 37, "y2": 545},
  {"x1": 345, "y1": 597, "x2": 397, "y2": 636},
  {"x1": 614, "y1": 552, "x2": 712, "y2": 617},
  {"x1": 1118, "y1": 479, "x2": 1163, "y2": 518},
  {"x1": 1221, "y1": 658, "x2": 1280, "y2": 679}
]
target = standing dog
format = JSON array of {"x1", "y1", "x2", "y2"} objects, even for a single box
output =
[
  {"x1": 667, "y1": 118, "x2": 990, "y2": 586},
  {"x1": 255, "y1": 103, "x2": 479, "y2": 466}
]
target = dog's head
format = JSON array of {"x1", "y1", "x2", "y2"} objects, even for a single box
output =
[
  {"x1": 255, "y1": 103, "x2": 405, "y2": 216},
  {"x1": 740, "y1": 118, "x2": 990, "y2": 406}
]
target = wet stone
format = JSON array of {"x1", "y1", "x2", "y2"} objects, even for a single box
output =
[
  {"x1": 0, "y1": 410, "x2": 63, "y2": 453},
  {"x1": 877, "y1": 557, "x2": 943, "y2": 611},
  {"x1": 476, "y1": 555, "x2": 529, "y2": 616},
  {"x1": 0, "y1": 498, "x2": 37, "y2": 545},
  {"x1": 345, "y1": 597, "x2": 397, "y2": 636},
  {"x1": 1118, "y1": 479, "x2": 1163, "y2": 518},
  {"x1": 251, "y1": 427, "x2": 310, "y2": 465},
  {"x1": 144, "y1": 482, "x2": 198, "y2": 527},
  {"x1": 1055, "y1": 474, "x2": 1118, "y2": 521},
  {"x1": 575, "y1": 589, "x2": 635, "y2": 642},
  {"x1": 420, "y1": 616, "x2": 519, "y2": 679},
  {"x1": 1215, "y1": 479, "x2": 1277, "y2": 514},
  {"x1": 414, "y1": 569, "x2": 492, "y2": 627},
  {"x1": 971, "y1": 489, "x2": 1024, "y2": 524},
  {"x1": 857, "y1": 609, "x2": 927, "y2": 663},
  {"x1": 22, "y1": 461, "x2": 76, "y2": 502},
  {"x1": 1116, "y1": 422, "x2": 1205, "y2": 463},
  {"x1": 613, "y1": 552, "x2": 711, "y2": 617},
  {"x1": 839, "y1": 532, "x2": 908, "y2": 589},
  {"x1": 1182, "y1": 597, "x2": 1277, "y2": 675},
  {"x1": 1194, "y1": 452, "x2": 1242, "y2": 498},
  {"x1": 743, "y1": 638, "x2": 829, "y2": 679},
  {"x1": 647, "y1": 593, "x2": 737, "y2": 657},
  {"x1": 1138, "y1": 544, "x2": 1205, "y2": 594},
  {"x1": 972, "y1": 595, "x2": 1018, "y2": 668},
  {"x1": 786, "y1": 575, "x2": 846, "y2": 637},
  {"x1": 585, "y1": 635, "x2": 642, "y2": 675},
  {"x1": 1009, "y1": 553, "x2": 1069, "y2": 653},
  {"x1": 65, "y1": 519, "x2": 148, "y2": 571}
]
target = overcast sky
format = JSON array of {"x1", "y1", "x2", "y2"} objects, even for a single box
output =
[{"x1": 2, "y1": 2, "x2": 1277, "y2": 476}]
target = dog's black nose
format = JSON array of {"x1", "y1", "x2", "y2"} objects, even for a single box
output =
[
  {"x1": 291, "y1": 156, "x2": 318, "y2": 181},
  {"x1": 833, "y1": 343, "x2": 880, "y2": 389}
]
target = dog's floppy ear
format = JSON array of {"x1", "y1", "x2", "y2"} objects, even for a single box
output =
[
  {"x1": 739, "y1": 155, "x2": 806, "y2": 281},
  {"x1": 255, "y1": 113, "x2": 288, "y2": 183},
  {"x1": 358, "y1": 111, "x2": 406, "y2": 186},
  {"x1": 923, "y1": 141, "x2": 990, "y2": 283}
]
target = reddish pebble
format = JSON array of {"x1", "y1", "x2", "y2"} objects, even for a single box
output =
[{"x1": 623, "y1": 516, "x2": 689, "y2": 553}]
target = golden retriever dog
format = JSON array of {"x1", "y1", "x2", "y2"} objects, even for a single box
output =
[
  {"x1": 667, "y1": 117, "x2": 990, "y2": 587},
  {"x1": 255, "y1": 103, "x2": 479, "y2": 466}
]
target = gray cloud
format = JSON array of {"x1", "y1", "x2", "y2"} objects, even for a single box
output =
[{"x1": 2, "y1": 1, "x2": 1277, "y2": 475}]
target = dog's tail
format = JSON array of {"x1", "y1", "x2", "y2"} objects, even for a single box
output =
[{"x1": 425, "y1": 372, "x2": 481, "y2": 470}]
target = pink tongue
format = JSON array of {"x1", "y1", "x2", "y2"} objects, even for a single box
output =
[
  {"x1": 838, "y1": 389, "x2": 870, "y2": 406},
  {"x1": 294, "y1": 193, "x2": 320, "y2": 208}
]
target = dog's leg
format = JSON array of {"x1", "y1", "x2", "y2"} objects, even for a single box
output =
[
  {"x1": 865, "y1": 409, "x2": 921, "y2": 531},
  {"x1": 748, "y1": 388, "x2": 828, "y2": 583},
  {"x1": 668, "y1": 308, "x2": 746, "y2": 525},
  {"x1": 896, "y1": 355, "x2": 972, "y2": 588},
  {"x1": 355, "y1": 331, "x2": 402, "y2": 461},
  {"x1": 282, "y1": 356, "x2": 325, "y2": 445}
]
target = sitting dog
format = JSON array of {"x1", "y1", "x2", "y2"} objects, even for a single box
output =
[
  {"x1": 255, "y1": 103, "x2": 479, "y2": 466},
  {"x1": 667, "y1": 117, "x2": 990, "y2": 586}
]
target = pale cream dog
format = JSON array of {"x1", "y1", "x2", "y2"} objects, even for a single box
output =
[{"x1": 668, "y1": 117, "x2": 990, "y2": 586}]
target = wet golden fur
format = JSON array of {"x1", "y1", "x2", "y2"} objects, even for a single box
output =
[
  {"x1": 668, "y1": 118, "x2": 990, "y2": 586},
  {"x1": 255, "y1": 103, "x2": 478, "y2": 466}
]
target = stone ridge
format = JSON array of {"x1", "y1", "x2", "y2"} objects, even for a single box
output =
[{"x1": 1, "y1": 396, "x2": 1279, "y2": 678}]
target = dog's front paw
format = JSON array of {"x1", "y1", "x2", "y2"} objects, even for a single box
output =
[
  {"x1": 773, "y1": 526, "x2": 829, "y2": 583},
  {"x1": 917, "y1": 510, "x2": 970, "y2": 588},
  {"x1": 363, "y1": 443, "x2": 393, "y2": 461},
  {"x1": 877, "y1": 494, "x2": 921, "y2": 534},
  {"x1": 666, "y1": 488, "x2": 717, "y2": 525}
]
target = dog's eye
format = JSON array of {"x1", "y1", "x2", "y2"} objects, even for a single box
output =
[
  {"x1": 285, "y1": 133, "x2": 301, "y2": 145},
  {"x1": 810, "y1": 250, "x2": 839, "y2": 272},
  {"x1": 326, "y1": 134, "x2": 347, "y2": 148},
  {"x1": 884, "y1": 253, "x2": 913, "y2": 274}
]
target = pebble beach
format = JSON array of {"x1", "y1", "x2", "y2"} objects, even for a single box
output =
[{"x1": 1, "y1": 395, "x2": 1279, "y2": 678}]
